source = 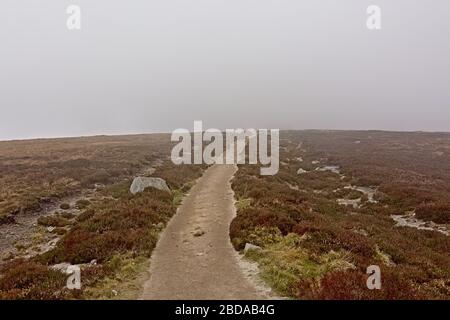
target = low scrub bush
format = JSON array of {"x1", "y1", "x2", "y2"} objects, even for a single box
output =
[
  {"x1": 415, "y1": 202, "x2": 450, "y2": 224},
  {"x1": 60, "y1": 203, "x2": 70, "y2": 210},
  {"x1": 37, "y1": 216, "x2": 71, "y2": 227},
  {"x1": 296, "y1": 269, "x2": 420, "y2": 300},
  {"x1": 0, "y1": 260, "x2": 71, "y2": 300},
  {"x1": 231, "y1": 133, "x2": 450, "y2": 299}
]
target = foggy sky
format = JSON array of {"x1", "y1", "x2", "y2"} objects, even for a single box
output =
[{"x1": 1, "y1": 0, "x2": 449, "y2": 140}]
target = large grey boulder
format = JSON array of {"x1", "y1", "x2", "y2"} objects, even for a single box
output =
[{"x1": 130, "y1": 177, "x2": 170, "y2": 194}]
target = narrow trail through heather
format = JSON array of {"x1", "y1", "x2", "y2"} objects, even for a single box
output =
[{"x1": 140, "y1": 164, "x2": 271, "y2": 300}]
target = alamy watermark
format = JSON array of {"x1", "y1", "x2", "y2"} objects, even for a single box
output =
[
  {"x1": 66, "y1": 265, "x2": 81, "y2": 290},
  {"x1": 171, "y1": 121, "x2": 279, "y2": 175},
  {"x1": 367, "y1": 5, "x2": 382, "y2": 30},
  {"x1": 366, "y1": 265, "x2": 381, "y2": 290},
  {"x1": 66, "y1": 5, "x2": 81, "y2": 30},
  {"x1": 66, "y1": 4, "x2": 382, "y2": 31}
]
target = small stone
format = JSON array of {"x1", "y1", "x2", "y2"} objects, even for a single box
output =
[
  {"x1": 244, "y1": 243, "x2": 262, "y2": 253},
  {"x1": 193, "y1": 229, "x2": 205, "y2": 237}
]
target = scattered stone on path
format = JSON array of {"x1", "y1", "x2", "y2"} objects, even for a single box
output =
[{"x1": 193, "y1": 229, "x2": 205, "y2": 237}]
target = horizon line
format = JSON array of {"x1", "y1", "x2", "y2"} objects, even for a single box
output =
[{"x1": 2, "y1": 128, "x2": 450, "y2": 143}]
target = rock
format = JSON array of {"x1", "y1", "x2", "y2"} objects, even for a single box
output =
[
  {"x1": 297, "y1": 168, "x2": 308, "y2": 174},
  {"x1": 316, "y1": 165, "x2": 341, "y2": 174},
  {"x1": 90, "y1": 259, "x2": 97, "y2": 265},
  {"x1": 112, "y1": 289, "x2": 118, "y2": 296},
  {"x1": 130, "y1": 177, "x2": 170, "y2": 194},
  {"x1": 244, "y1": 243, "x2": 262, "y2": 253}
]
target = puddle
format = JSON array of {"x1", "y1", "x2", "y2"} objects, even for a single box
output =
[
  {"x1": 336, "y1": 185, "x2": 378, "y2": 209},
  {"x1": 391, "y1": 212, "x2": 449, "y2": 236}
]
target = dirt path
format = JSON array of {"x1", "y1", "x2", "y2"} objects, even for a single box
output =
[{"x1": 141, "y1": 164, "x2": 270, "y2": 300}]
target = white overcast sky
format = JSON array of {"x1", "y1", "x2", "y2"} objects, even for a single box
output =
[{"x1": 1, "y1": 0, "x2": 449, "y2": 140}]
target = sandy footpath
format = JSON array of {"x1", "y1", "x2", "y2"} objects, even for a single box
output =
[{"x1": 140, "y1": 164, "x2": 270, "y2": 300}]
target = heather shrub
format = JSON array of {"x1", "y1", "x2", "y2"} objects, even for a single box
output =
[
  {"x1": 76, "y1": 209, "x2": 95, "y2": 222},
  {"x1": 230, "y1": 207, "x2": 297, "y2": 250},
  {"x1": 0, "y1": 260, "x2": 69, "y2": 300},
  {"x1": 296, "y1": 269, "x2": 421, "y2": 300},
  {"x1": 415, "y1": 202, "x2": 450, "y2": 224}
]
